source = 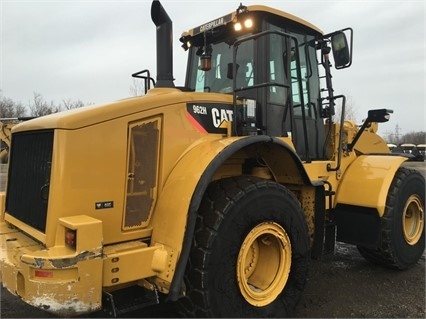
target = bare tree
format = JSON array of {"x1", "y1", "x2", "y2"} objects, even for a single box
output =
[
  {"x1": 0, "y1": 94, "x2": 26, "y2": 118},
  {"x1": 2, "y1": 91, "x2": 90, "y2": 119},
  {"x1": 0, "y1": 96, "x2": 17, "y2": 118},
  {"x1": 61, "y1": 98, "x2": 86, "y2": 110},
  {"x1": 15, "y1": 103, "x2": 26, "y2": 118},
  {"x1": 401, "y1": 131, "x2": 426, "y2": 145},
  {"x1": 29, "y1": 92, "x2": 61, "y2": 117}
]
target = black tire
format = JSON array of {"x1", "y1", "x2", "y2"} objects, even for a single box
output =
[
  {"x1": 178, "y1": 176, "x2": 310, "y2": 317},
  {"x1": 358, "y1": 167, "x2": 425, "y2": 270}
]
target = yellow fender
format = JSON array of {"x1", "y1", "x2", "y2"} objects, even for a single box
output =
[
  {"x1": 151, "y1": 134, "x2": 310, "y2": 300},
  {"x1": 335, "y1": 154, "x2": 407, "y2": 216}
]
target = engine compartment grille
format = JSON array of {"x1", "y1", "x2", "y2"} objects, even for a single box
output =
[{"x1": 5, "y1": 130, "x2": 54, "y2": 233}]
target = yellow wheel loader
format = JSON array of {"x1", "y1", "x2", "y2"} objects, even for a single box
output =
[
  {"x1": 0, "y1": 1, "x2": 424, "y2": 317},
  {"x1": 0, "y1": 121, "x2": 16, "y2": 164}
]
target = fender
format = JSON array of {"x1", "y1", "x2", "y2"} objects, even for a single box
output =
[
  {"x1": 335, "y1": 154, "x2": 408, "y2": 216},
  {"x1": 150, "y1": 134, "x2": 311, "y2": 300}
]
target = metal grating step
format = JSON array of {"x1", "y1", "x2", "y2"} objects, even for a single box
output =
[{"x1": 102, "y1": 285, "x2": 159, "y2": 317}]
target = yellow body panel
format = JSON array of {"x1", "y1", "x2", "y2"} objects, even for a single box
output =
[
  {"x1": 352, "y1": 121, "x2": 391, "y2": 154},
  {"x1": 0, "y1": 215, "x2": 103, "y2": 316},
  {"x1": 335, "y1": 155, "x2": 407, "y2": 216},
  {"x1": 103, "y1": 243, "x2": 163, "y2": 287},
  {"x1": 8, "y1": 89, "x2": 234, "y2": 248}
]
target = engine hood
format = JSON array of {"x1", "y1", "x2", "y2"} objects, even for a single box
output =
[{"x1": 12, "y1": 88, "x2": 184, "y2": 132}]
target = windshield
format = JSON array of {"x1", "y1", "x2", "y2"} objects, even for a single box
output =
[{"x1": 186, "y1": 40, "x2": 254, "y2": 94}]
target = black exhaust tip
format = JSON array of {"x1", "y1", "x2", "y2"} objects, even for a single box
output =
[{"x1": 151, "y1": 0, "x2": 175, "y2": 88}]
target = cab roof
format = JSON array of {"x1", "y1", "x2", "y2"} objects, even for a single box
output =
[{"x1": 181, "y1": 4, "x2": 323, "y2": 39}]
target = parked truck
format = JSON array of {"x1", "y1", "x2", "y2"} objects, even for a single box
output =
[{"x1": 0, "y1": 1, "x2": 424, "y2": 317}]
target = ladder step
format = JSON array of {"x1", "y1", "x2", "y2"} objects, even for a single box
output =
[{"x1": 102, "y1": 285, "x2": 159, "y2": 317}]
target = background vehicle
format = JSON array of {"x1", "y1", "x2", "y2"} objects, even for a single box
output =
[
  {"x1": 387, "y1": 143, "x2": 397, "y2": 152},
  {"x1": 0, "y1": 1, "x2": 424, "y2": 317},
  {"x1": 400, "y1": 143, "x2": 424, "y2": 161},
  {"x1": 417, "y1": 144, "x2": 426, "y2": 159},
  {"x1": 401, "y1": 143, "x2": 417, "y2": 154},
  {"x1": 0, "y1": 118, "x2": 35, "y2": 163}
]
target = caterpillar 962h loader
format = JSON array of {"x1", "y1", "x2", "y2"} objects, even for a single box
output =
[{"x1": 0, "y1": 1, "x2": 424, "y2": 317}]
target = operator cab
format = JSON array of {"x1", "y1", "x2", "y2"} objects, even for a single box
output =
[{"x1": 181, "y1": 4, "x2": 352, "y2": 161}]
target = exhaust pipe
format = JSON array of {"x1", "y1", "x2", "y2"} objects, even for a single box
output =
[{"x1": 151, "y1": 0, "x2": 175, "y2": 88}]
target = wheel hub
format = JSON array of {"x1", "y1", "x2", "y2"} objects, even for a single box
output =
[
  {"x1": 402, "y1": 194, "x2": 424, "y2": 245},
  {"x1": 236, "y1": 222, "x2": 291, "y2": 307}
]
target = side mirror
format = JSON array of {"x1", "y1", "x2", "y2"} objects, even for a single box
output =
[
  {"x1": 367, "y1": 108, "x2": 393, "y2": 123},
  {"x1": 331, "y1": 31, "x2": 351, "y2": 69}
]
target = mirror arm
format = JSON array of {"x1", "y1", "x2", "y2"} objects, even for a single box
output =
[
  {"x1": 348, "y1": 108, "x2": 393, "y2": 151},
  {"x1": 347, "y1": 118, "x2": 371, "y2": 152}
]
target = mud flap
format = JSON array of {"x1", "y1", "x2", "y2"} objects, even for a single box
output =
[{"x1": 334, "y1": 204, "x2": 381, "y2": 249}]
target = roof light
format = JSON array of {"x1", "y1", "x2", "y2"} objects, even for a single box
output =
[
  {"x1": 233, "y1": 3, "x2": 252, "y2": 31},
  {"x1": 234, "y1": 22, "x2": 242, "y2": 31},
  {"x1": 244, "y1": 18, "x2": 253, "y2": 28}
]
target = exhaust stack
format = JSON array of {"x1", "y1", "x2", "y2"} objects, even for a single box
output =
[{"x1": 151, "y1": 0, "x2": 175, "y2": 88}]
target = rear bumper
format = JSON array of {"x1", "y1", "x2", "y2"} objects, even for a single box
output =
[{"x1": 0, "y1": 215, "x2": 103, "y2": 316}]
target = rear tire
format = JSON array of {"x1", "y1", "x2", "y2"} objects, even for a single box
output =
[
  {"x1": 178, "y1": 176, "x2": 310, "y2": 317},
  {"x1": 358, "y1": 167, "x2": 425, "y2": 269}
]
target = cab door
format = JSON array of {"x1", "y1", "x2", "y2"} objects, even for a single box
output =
[{"x1": 286, "y1": 32, "x2": 326, "y2": 161}]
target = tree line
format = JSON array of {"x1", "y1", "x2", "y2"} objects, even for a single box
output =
[
  {"x1": 0, "y1": 92, "x2": 87, "y2": 118},
  {"x1": 384, "y1": 131, "x2": 426, "y2": 146}
]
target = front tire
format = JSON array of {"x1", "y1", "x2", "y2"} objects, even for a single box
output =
[
  {"x1": 358, "y1": 167, "x2": 425, "y2": 269},
  {"x1": 178, "y1": 176, "x2": 310, "y2": 317}
]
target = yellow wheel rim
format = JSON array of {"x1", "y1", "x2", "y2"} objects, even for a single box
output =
[
  {"x1": 402, "y1": 194, "x2": 424, "y2": 245},
  {"x1": 236, "y1": 222, "x2": 291, "y2": 307}
]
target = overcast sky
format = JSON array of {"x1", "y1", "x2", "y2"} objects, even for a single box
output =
[{"x1": 1, "y1": 0, "x2": 425, "y2": 136}]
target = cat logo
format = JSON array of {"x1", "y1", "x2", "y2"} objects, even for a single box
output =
[
  {"x1": 186, "y1": 103, "x2": 234, "y2": 134},
  {"x1": 211, "y1": 108, "x2": 233, "y2": 128}
]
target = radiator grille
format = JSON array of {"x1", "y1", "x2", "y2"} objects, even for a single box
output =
[{"x1": 6, "y1": 130, "x2": 54, "y2": 233}]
